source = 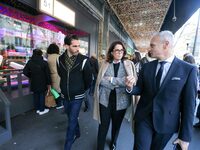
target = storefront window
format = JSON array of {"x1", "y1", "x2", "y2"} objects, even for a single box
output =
[{"x1": 174, "y1": 8, "x2": 200, "y2": 64}]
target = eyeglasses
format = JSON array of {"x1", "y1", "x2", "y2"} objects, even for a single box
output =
[{"x1": 113, "y1": 49, "x2": 125, "y2": 53}]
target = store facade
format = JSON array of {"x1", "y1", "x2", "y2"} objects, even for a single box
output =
[
  {"x1": 0, "y1": 0, "x2": 135, "y2": 118},
  {"x1": 0, "y1": 0, "x2": 100, "y2": 118}
]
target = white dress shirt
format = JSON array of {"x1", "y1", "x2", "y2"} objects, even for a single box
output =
[{"x1": 156, "y1": 55, "x2": 175, "y2": 86}]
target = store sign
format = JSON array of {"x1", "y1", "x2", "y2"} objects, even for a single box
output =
[
  {"x1": 39, "y1": 0, "x2": 54, "y2": 16},
  {"x1": 38, "y1": 0, "x2": 75, "y2": 26},
  {"x1": 54, "y1": 0, "x2": 75, "y2": 26}
]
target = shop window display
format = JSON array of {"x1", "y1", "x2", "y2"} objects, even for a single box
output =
[{"x1": 0, "y1": 12, "x2": 89, "y2": 90}]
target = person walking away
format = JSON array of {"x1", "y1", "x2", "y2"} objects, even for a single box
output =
[
  {"x1": 47, "y1": 43, "x2": 63, "y2": 109},
  {"x1": 23, "y1": 49, "x2": 51, "y2": 115}
]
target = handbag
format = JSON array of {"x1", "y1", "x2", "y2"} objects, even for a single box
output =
[
  {"x1": 45, "y1": 92, "x2": 56, "y2": 108},
  {"x1": 50, "y1": 88, "x2": 60, "y2": 99}
]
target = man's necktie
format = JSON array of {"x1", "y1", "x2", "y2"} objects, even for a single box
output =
[{"x1": 156, "y1": 61, "x2": 166, "y2": 89}]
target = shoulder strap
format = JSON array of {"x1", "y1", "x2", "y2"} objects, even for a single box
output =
[
  {"x1": 82, "y1": 58, "x2": 87, "y2": 70},
  {"x1": 56, "y1": 57, "x2": 60, "y2": 67}
]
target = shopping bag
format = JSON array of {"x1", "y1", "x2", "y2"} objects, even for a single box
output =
[
  {"x1": 50, "y1": 88, "x2": 60, "y2": 99},
  {"x1": 45, "y1": 93, "x2": 56, "y2": 107}
]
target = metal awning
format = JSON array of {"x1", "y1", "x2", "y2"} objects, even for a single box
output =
[{"x1": 107, "y1": 0, "x2": 200, "y2": 52}]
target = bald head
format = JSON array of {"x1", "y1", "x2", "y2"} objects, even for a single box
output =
[
  {"x1": 150, "y1": 30, "x2": 174, "y2": 60},
  {"x1": 158, "y1": 31, "x2": 174, "y2": 48}
]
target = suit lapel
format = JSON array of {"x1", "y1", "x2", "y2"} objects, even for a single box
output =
[{"x1": 159, "y1": 57, "x2": 179, "y2": 91}]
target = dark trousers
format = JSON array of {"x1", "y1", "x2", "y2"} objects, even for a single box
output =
[
  {"x1": 56, "y1": 94, "x2": 64, "y2": 107},
  {"x1": 33, "y1": 92, "x2": 45, "y2": 111},
  {"x1": 64, "y1": 99, "x2": 83, "y2": 150},
  {"x1": 134, "y1": 114, "x2": 173, "y2": 150},
  {"x1": 89, "y1": 79, "x2": 96, "y2": 96},
  {"x1": 84, "y1": 89, "x2": 90, "y2": 109},
  {"x1": 97, "y1": 104, "x2": 126, "y2": 150}
]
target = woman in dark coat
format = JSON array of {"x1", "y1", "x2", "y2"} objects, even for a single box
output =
[{"x1": 23, "y1": 49, "x2": 51, "y2": 115}]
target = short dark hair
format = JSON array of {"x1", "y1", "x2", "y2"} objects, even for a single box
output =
[
  {"x1": 132, "y1": 51, "x2": 141, "y2": 64},
  {"x1": 64, "y1": 34, "x2": 79, "y2": 45},
  {"x1": 47, "y1": 43, "x2": 60, "y2": 54},
  {"x1": 106, "y1": 41, "x2": 127, "y2": 63},
  {"x1": 32, "y1": 49, "x2": 43, "y2": 56},
  {"x1": 183, "y1": 54, "x2": 196, "y2": 64}
]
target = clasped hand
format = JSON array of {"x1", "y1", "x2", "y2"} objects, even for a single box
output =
[{"x1": 125, "y1": 75, "x2": 136, "y2": 91}]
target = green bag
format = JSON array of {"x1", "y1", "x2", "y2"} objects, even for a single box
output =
[{"x1": 50, "y1": 88, "x2": 60, "y2": 99}]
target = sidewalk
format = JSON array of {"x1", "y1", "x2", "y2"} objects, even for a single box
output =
[{"x1": 0, "y1": 105, "x2": 199, "y2": 150}]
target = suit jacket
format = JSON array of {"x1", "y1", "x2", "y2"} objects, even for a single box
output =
[{"x1": 131, "y1": 57, "x2": 197, "y2": 142}]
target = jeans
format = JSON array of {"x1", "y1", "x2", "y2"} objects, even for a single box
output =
[
  {"x1": 64, "y1": 99, "x2": 83, "y2": 150},
  {"x1": 33, "y1": 92, "x2": 45, "y2": 111}
]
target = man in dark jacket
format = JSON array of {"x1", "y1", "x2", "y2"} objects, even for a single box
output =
[
  {"x1": 89, "y1": 54, "x2": 99, "y2": 95},
  {"x1": 83, "y1": 54, "x2": 99, "y2": 112},
  {"x1": 57, "y1": 34, "x2": 92, "y2": 150}
]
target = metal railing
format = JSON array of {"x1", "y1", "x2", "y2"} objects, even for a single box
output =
[
  {"x1": 0, "y1": 89, "x2": 12, "y2": 145},
  {"x1": 0, "y1": 69, "x2": 29, "y2": 97}
]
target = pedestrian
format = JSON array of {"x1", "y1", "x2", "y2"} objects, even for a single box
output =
[
  {"x1": 183, "y1": 53, "x2": 200, "y2": 129},
  {"x1": 93, "y1": 41, "x2": 137, "y2": 150},
  {"x1": 83, "y1": 54, "x2": 99, "y2": 112},
  {"x1": 47, "y1": 43, "x2": 64, "y2": 109},
  {"x1": 23, "y1": 49, "x2": 51, "y2": 115},
  {"x1": 56, "y1": 34, "x2": 92, "y2": 150},
  {"x1": 126, "y1": 31, "x2": 198, "y2": 150}
]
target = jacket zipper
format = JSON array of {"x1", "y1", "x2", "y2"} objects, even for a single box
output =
[
  {"x1": 67, "y1": 71, "x2": 70, "y2": 100},
  {"x1": 60, "y1": 61, "x2": 80, "y2": 101}
]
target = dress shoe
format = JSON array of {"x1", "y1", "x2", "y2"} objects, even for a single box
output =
[
  {"x1": 73, "y1": 134, "x2": 80, "y2": 143},
  {"x1": 194, "y1": 122, "x2": 200, "y2": 128},
  {"x1": 109, "y1": 143, "x2": 116, "y2": 150}
]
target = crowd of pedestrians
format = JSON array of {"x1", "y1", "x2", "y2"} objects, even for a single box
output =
[{"x1": 22, "y1": 30, "x2": 200, "y2": 150}]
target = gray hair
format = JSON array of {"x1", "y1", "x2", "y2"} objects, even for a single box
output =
[{"x1": 159, "y1": 30, "x2": 174, "y2": 47}]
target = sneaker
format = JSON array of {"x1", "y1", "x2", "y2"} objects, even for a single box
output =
[
  {"x1": 39, "y1": 109, "x2": 49, "y2": 115},
  {"x1": 56, "y1": 105, "x2": 64, "y2": 110},
  {"x1": 36, "y1": 110, "x2": 40, "y2": 114}
]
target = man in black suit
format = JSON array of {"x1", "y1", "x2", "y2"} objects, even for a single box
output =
[{"x1": 126, "y1": 31, "x2": 198, "y2": 150}]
